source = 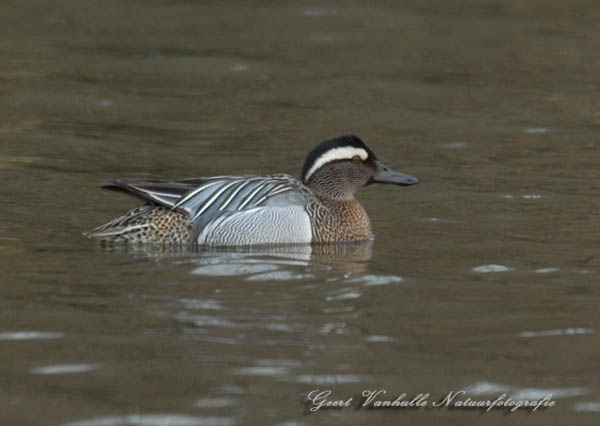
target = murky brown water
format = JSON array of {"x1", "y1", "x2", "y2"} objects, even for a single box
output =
[{"x1": 1, "y1": 1, "x2": 599, "y2": 425}]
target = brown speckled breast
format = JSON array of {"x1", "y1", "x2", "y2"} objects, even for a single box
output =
[{"x1": 306, "y1": 196, "x2": 372, "y2": 243}]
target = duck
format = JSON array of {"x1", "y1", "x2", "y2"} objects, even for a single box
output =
[{"x1": 85, "y1": 134, "x2": 418, "y2": 246}]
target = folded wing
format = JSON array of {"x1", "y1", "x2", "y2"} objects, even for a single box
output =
[{"x1": 103, "y1": 174, "x2": 305, "y2": 231}]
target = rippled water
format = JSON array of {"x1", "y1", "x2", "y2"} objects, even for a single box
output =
[{"x1": 1, "y1": 1, "x2": 599, "y2": 425}]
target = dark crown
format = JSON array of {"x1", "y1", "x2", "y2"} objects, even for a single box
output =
[{"x1": 301, "y1": 134, "x2": 376, "y2": 183}]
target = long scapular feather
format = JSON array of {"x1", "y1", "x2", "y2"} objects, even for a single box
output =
[{"x1": 102, "y1": 175, "x2": 304, "y2": 224}]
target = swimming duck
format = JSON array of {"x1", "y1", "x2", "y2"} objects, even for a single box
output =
[{"x1": 85, "y1": 135, "x2": 418, "y2": 245}]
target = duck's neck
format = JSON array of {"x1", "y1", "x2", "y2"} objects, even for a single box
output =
[{"x1": 308, "y1": 195, "x2": 373, "y2": 243}]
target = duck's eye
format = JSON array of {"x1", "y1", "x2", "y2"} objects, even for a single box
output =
[{"x1": 351, "y1": 155, "x2": 362, "y2": 164}]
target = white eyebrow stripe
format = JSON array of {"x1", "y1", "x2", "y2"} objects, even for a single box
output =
[{"x1": 304, "y1": 146, "x2": 368, "y2": 182}]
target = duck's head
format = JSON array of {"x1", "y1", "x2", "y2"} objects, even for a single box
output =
[{"x1": 301, "y1": 134, "x2": 419, "y2": 200}]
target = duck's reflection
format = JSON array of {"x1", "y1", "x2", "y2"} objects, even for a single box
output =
[{"x1": 97, "y1": 240, "x2": 373, "y2": 276}]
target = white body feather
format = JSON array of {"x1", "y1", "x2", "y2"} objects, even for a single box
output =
[{"x1": 197, "y1": 205, "x2": 312, "y2": 246}]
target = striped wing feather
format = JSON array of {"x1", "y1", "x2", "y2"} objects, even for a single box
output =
[{"x1": 103, "y1": 174, "x2": 303, "y2": 231}]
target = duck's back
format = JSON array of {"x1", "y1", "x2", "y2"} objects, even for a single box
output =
[{"x1": 85, "y1": 174, "x2": 314, "y2": 246}]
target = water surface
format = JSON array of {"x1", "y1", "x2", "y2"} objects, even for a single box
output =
[{"x1": 1, "y1": 1, "x2": 599, "y2": 425}]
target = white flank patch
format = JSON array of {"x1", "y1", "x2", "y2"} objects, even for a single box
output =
[{"x1": 304, "y1": 146, "x2": 368, "y2": 181}]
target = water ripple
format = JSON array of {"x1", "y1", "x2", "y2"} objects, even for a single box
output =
[
  {"x1": 345, "y1": 274, "x2": 404, "y2": 286},
  {"x1": 245, "y1": 271, "x2": 314, "y2": 281},
  {"x1": 180, "y1": 299, "x2": 222, "y2": 310},
  {"x1": 472, "y1": 264, "x2": 514, "y2": 273},
  {"x1": 234, "y1": 366, "x2": 289, "y2": 376},
  {"x1": 318, "y1": 322, "x2": 346, "y2": 335},
  {"x1": 296, "y1": 374, "x2": 362, "y2": 385},
  {"x1": 439, "y1": 142, "x2": 468, "y2": 148},
  {"x1": 61, "y1": 414, "x2": 236, "y2": 426},
  {"x1": 574, "y1": 401, "x2": 600, "y2": 412},
  {"x1": 230, "y1": 64, "x2": 248, "y2": 72},
  {"x1": 524, "y1": 127, "x2": 550, "y2": 134},
  {"x1": 519, "y1": 328, "x2": 593, "y2": 338},
  {"x1": 175, "y1": 313, "x2": 237, "y2": 328},
  {"x1": 31, "y1": 363, "x2": 100, "y2": 375},
  {"x1": 465, "y1": 381, "x2": 590, "y2": 400},
  {"x1": 0, "y1": 331, "x2": 64, "y2": 340},
  {"x1": 325, "y1": 290, "x2": 362, "y2": 301},
  {"x1": 191, "y1": 263, "x2": 279, "y2": 277},
  {"x1": 366, "y1": 335, "x2": 394, "y2": 342},
  {"x1": 194, "y1": 398, "x2": 237, "y2": 408}
]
